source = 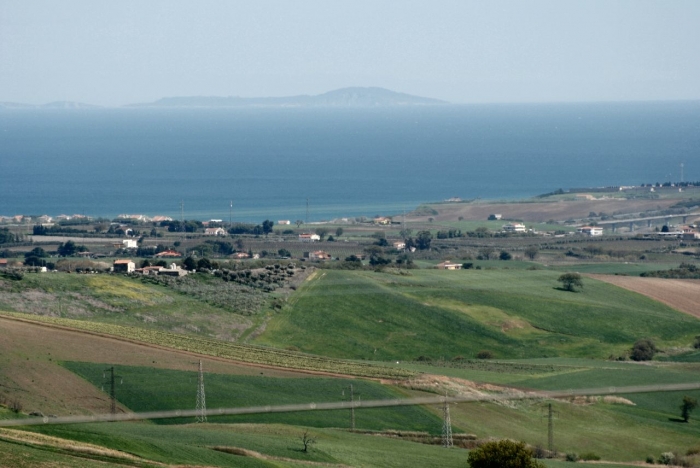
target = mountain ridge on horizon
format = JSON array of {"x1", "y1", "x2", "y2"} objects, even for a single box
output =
[{"x1": 0, "y1": 87, "x2": 448, "y2": 109}]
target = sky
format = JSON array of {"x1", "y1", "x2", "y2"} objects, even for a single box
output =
[{"x1": 1, "y1": 0, "x2": 699, "y2": 106}]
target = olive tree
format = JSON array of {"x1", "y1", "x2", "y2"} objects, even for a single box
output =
[{"x1": 467, "y1": 440, "x2": 545, "y2": 468}]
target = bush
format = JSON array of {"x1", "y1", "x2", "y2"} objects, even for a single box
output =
[
  {"x1": 476, "y1": 350, "x2": 494, "y2": 359},
  {"x1": 631, "y1": 339, "x2": 657, "y2": 361},
  {"x1": 646, "y1": 455, "x2": 655, "y2": 464},
  {"x1": 467, "y1": 440, "x2": 545, "y2": 468},
  {"x1": 565, "y1": 453, "x2": 579, "y2": 462},
  {"x1": 580, "y1": 452, "x2": 600, "y2": 461},
  {"x1": 658, "y1": 452, "x2": 675, "y2": 465}
]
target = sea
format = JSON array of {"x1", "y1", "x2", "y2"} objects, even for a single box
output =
[{"x1": 0, "y1": 101, "x2": 698, "y2": 222}]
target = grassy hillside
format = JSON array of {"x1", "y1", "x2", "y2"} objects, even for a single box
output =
[{"x1": 257, "y1": 269, "x2": 700, "y2": 360}]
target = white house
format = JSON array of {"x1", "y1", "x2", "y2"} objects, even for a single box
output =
[
  {"x1": 299, "y1": 233, "x2": 321, "y2": 242},
  {"x1": 278, "y1": 220, "x2": 291, "y2": 225},
  {"x1": 393, "y1": 241, "x2": 406, "y2": 250},
  {"x1": 503, "y1": 223, "x2": 526, "y2": 233},
  {"x1": 204, "y1": 227, "x2": 226, "y2": 236},
  {"x1": 122, "y1": 239, "x2": 138, "y2": 249},
  {"x1": 308, "y1": 250, "x2": 332, "y2": 260},
  {"x1": 576, "y1": 226, "x2": 603, "y2": 236},
  {"x1": 436, "y1": 261, "x2": 462, "y2": 270}
]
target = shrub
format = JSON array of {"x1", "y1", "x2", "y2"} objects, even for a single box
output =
[
  {"x1": 646, "y1": 455, "x2": 655, "y2": 464},
  {"x1": 476, "y1": 350, "x2": 494, "y2": 359},
  {"x1": 8, "y1": 399, "x2": 22, "y2": 413},
  {"x1": 631, "y1": 339, "x2": 657, "y2": 361},
  {"x1": 580, "y1": 452, "x2": 600, "y2": 461},
  {"x1": 658, "y1": 452, "x2": 675, "y2": 465},
  {"x1": 565, "y1": 453, "x2": 579, "y2": 462},
  {"x1": 467, "y1": 440, "x2": 545, "y2": 468}
]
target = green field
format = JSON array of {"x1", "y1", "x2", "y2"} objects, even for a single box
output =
[
  {"x1": 256, "y1": 269, "x2": 700, "y2": 360},
  {"x1": 63, "y1": 362, "x2": 440, "y2": 432}
]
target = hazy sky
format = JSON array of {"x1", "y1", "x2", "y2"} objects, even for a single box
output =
[{"x1": 1, "y1": 0, "x2": 699, "y2": 106}]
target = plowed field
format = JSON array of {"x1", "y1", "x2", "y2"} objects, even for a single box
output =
[{"x1": 588, "y1": 274, "x2": 700, "y2": 319}]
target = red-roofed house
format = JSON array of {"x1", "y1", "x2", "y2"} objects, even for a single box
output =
[{"x1": 113, "y1": 259, "x2": 135, "y2": 273}]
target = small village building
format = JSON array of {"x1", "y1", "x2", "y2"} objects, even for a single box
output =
[
  {"x1": 488, "y1": 214, "x2": 502, "y2": 220},
  {"x1": 374, "y1": 217, "x2": 392, "y2": 225},
  {"x1": 307, "y1": 250, "x2": 331, "y2": 261},
  {"x1": 299, "y1": 233, "x2": 320, "y2": 243},
  {"x1": 576, "y1": 226, "x2": 604, "y2": 236},
  {"x1": 0, "y1": 259, "x2": 7, "y2": 268},
  {"x1": 393, "y1": 241, "x2": 406, "y2": 250},
  {"x1": 122, "y1": 239, "x2": 138, "y2": 249},
  {"x1": 436, "y1": 261, "x2": 462, "y2": 270},
  {"x1": 503, "y1": 223, "x2": 526, "y2": 233},
  {"x1": 113, "y1": 259, "x2": 135, "y2": 273},
  {"x1": 231, "y1": 252, "x2": 250, "y2": 259},
  {"x1": 151, "y1": 215, "x2": 173, "y2": 222},
  {"x1": 158, "y1": 263, "x2": 188, "y2": 277},
  {"x1": 278, "y1": 220, "x2": 291, "y2": 225},
  {"x1": 682, "y1": 231, "x2": 700, "y2": 241},
  {"x1": 204, "y1": 227, "x2": 226, "y2": 236}
]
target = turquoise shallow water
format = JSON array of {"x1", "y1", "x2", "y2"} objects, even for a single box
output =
[{"x1": 0, "y1": 101, "x2": 698, "y2": 221}]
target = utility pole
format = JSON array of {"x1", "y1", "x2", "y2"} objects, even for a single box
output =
[
  {"x1": 547, "y1": 403, "x2": 554, "y2": 453},
  {"x1": 343, "y1": 384, "x2": 356, "y2": 431},
  {"x1": 442, "y1": 392, "x2": 453, "y2": 448},
  {"x1": 195, "y1": 360, "x2": 207, "y2": 423},
  {"x1": 102, "y1": 367, "x2": 121, "y2": 415}
]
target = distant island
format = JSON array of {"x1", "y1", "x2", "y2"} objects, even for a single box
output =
[
  {"x1": 0, "y1": 101, "x2": 102, "y2": 110},
  {"x1": 130, "y1": 87, "x2": 448, "y2": 108}
]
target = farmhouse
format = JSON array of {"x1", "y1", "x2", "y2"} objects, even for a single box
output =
[
  {"x1": 393, "y1": 241, "x2": 406, "y2": 250},
  {"x1": 307, "y1": 250, "x2": 331, "y2": 261},
  {"x1": 502, "y1": 223, "x2": 526, "y2": 233},
  {"x1": 231, "y1": 252, "x2": 250, "y2": 259},
  {"x1": 0, "y1": 259, "x2": 7, "y2": 268},
  {"x1": 374, "y1": 217, "x2": 392, "y2": 225},
  {"x1": 277, "y1": 220, "x2": 291, "y2": 225},
  {"x1": 488, "y1": 214, "x2": 502, "y2": 220},
  {"x1": 577, "y1": 226, "x2": 603, "y2": 236},
  {"x1": 436, "y1": 261, "x2": 462, "y2": 270},
  {"x1": 122, "y1": 239, "x2": 138, "y2": 249},
  {"x1": 204, "y1": 227, "x2": 226, "y2": 236},
  {"x1": 113, "y1": 259, "x2": 135, "y2": 273},
  {"x1": 299, "y1": 233, "x2": 320, "y2": 242}
]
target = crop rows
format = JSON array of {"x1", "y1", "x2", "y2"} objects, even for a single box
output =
[{"x1": 0, "y1": 311, "x2": 415, "y2": 380}]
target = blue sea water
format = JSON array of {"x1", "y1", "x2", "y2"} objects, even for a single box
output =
[{"x1": 0, "y1": 102, "x2": 698, "y2": 222}]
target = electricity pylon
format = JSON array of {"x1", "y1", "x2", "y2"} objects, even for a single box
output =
[
  {"x1": 442, "y1": 392, "x2": 453, "y2": 448},
  {"x1": 195, "y1": 360, "x2": 207, "y2": 423}
]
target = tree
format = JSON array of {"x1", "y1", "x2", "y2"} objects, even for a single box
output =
[
  {"x1": 183, "y1": 256, "x2": 196, "y2": 271},
  {"x1": 499, "y1": 250, "x2": 512, "y2": 261},
  {"x1": 295, "y1": 220, "x2": 304, "y2": 228},
  {"x1": 278, "y1": 248, "x2": 291, "y2": 258},
  {"x1": 416, "y1": 231, "x2": 432, "y2": 250},
  {"x1": 197, "y1": 258, "x2": 212, "y2": 270},
  {"x1": 681, "y1": 396, "x2": 698, "y2": 422},
  {"x1": 314, "y1": 227, "x2": 329, "y2": 241},
  {"x1": 630, "y1": 339, "x2": 657, "y2": 361},
  {"x1": 57, "y1": 240, "x2": 82, "y2": 257},
  {"x1": 524, "y1": 246, "x2": 539, "y2": 260},
  {"x1": 478, "y1": 246, "x2": 495, "y2": 260},
  {"x1": 467, "y1": 440, "x2": 545, "y2": 468},
  {"x1": 557, "y1": 272, "x2": 583, "y2": 292},
  {"x1": 299, "y1": 430, "x2": 316, "y2": 453},
  {"x1": 335, "y1": 227, "x2": 343, "y2": 238},
  {"x1": 262, "y1": 220, "x2": 274, "y2": 235}
]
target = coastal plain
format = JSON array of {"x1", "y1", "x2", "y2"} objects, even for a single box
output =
[{"x1": 1, "y1": 189, "x2": 700, "y2": 466}]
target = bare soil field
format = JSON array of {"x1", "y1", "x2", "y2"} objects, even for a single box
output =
[
  {"x1": 417, "y1": 198, "x2": 680, "y2": 222},
  {"x1": 588, "y1": 274, "x2": 700, "y2": 319},
  {"x1": 0, "y1": 316, "x2": 320, "y2": 416}
]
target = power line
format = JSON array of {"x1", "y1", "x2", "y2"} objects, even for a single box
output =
[
  {"x1": 5, "y1": 382, "x2": 699, "y2": 428},
  {"x1": 343, "y1": 384, "x2": 357, "y2": 431}
]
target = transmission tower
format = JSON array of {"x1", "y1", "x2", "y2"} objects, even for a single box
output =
[
  {"x1": 543, "y1": 402, "x2": 559, "y2": 453},
  {"x1": 441, "y1": 392, "x2": 453, "y2": 448},
  {"x1": 195, "y1": 360, "x2": 207, "y2": 423},
  {"x1": 102, "y1": 367, "x2": 122, "y2": 415}
]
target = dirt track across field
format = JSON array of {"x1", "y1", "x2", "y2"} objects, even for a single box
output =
[{"x1": 588, "y1": 274, "x2": 700, "y2": 319}]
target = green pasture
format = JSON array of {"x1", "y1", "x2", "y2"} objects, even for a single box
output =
[
  {"x1": 62, "y1": 362, "x2": 440, "y2": 433},
  {"x1": 257, "y1": 269, "x2": 700, "y2": 361}
]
